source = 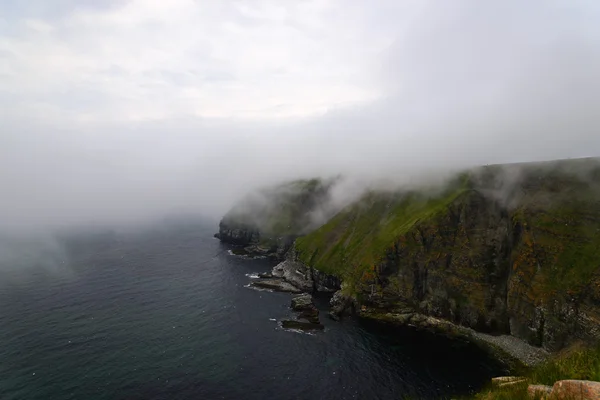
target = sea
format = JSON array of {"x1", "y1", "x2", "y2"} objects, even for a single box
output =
[{"x1": 0, "y1": 219, "x2": 505, "y2": 400}]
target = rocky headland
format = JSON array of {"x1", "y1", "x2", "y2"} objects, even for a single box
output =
[{"x1": 216, "y1": 157, "x2": 600, "y2": 391}]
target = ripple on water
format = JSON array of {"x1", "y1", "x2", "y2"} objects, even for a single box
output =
[{"x1": 0, "y1": 224, "x2": 506, "y2": 400}]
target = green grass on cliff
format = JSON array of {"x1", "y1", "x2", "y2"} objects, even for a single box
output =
[
  {"x1": 295, "y1": 160, "x2": 600, "y2": 300},
  {"x1": 295, "y1": 185, "x2": 466, "y2": 291},
  {"x1": 509, "y1": 173, "x2": 600, "y2": 295},
  {"x1": 472, "y1": 345, "x2": 600, "y2": 399}
]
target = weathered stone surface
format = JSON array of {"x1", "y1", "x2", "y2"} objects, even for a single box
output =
[
  {"x1": 527, "y1": 384, "x2": 552, "y2": 399},
  {"x1": 329, "y1": 289, "x2": 355, "y2": 318},
  {"x1": 216, "y1": 222, "x2": 260, "y2": 246},
  {"x1": 298, "y1": 308, "x2": 320, "y2": 324},
  {"x1": 294, "y1": 159, "x2": 600, "y2": 352},
  {"x1": 491, "y1": 376, "x2": 527, "y2": 387},
  {"x1": 270, "y1": 250, "x2": 342, "y2": 294},
  {"x1": 290, "y1": 294, "x2": 320, "y2": 324},
  {"x1": 281, "y1": 320, "x2": 324, "y2": 331},
  {"x1": 249, "y1": 279, "x2": 303, "y2": 293},
  {"x1": 272, "y1": 260, "x2": 314, "y2": 292},
  {"x1": 551, "y1": 380, "x2": 600, "y2": 400},
  {"x1": 498, "y1": 380, "x2": 529, "y2": 390},
  {"x1": 243, "y1": 245, "x2": 272, "y2": 256},
  {"x1": 291, "y1": 294, "x2": 313, "y2": 311}
]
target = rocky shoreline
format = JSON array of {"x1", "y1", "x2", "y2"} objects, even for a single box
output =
[
  {"x1": 245, "y1": 253, "x2": 551, "y2": 369},
  {"x1": 357, "y1": 307, "x2": 549, "y2": 369}
]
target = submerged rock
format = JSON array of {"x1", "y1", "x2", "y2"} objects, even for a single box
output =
[
  {"x1": 281, "y1": 320, "x2": 324, "y2": 331},
  {"x1": 250, "y1": 279, "x2": 303, "y2": 293},
  {"x1": 258, "y1": 272, "x2": 273, "y2": 279}
]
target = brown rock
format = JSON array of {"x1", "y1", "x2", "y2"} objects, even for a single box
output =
[{"x1": 551, "y1": 380, "x2": 600, "y2": 400}]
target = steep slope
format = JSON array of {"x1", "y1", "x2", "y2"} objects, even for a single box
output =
[
  {"x1": 215, "y1": 178, "x2": 336, "y2": 258},
  {"x1": 294, "y1": 158, "x2": 600, "y2": 351}
]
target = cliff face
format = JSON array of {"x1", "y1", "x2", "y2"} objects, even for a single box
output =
[
  {"x1": 294, "y1": 158, "x2": 600, "y2": 351},
  {"x1": 215, "y1": 178, "x2": 336, "y2": 258}
]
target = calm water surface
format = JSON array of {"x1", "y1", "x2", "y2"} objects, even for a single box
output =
[{"x1": 0, "y1": 221, "x2": 504, "y2": 399}]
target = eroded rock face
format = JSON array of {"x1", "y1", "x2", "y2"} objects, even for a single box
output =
[
  {"x1": 291, "y1": 159, "x2": 600, "y2": 352},
  {"x1": 375, "y1": 190, "x2": 512, "y2": 334},
  {"x1": 369, "y1": 185, "x2": 600, "y2": 351},
  {"x1": 329, "y1": 289, "x2": 355, "y2": 320},
  {"x1": 291, "y1": 294, "x2": 313, "y2": 310},
  {"x1": 551, "y1": 380, "x2": 600, "y2": 400},
  {"x1": 272, "y1": 260, "x2": 313, "y2": 292},
  {"x1": 249, "y1": 279, "x2": 303, "y2": 293},
  {"x1": 215, "y1": 221, "x2": 260, "y2": 246},
  {"x1": 291, "y1": 294, "x2": 320, "y2": 324},
  {"x1": 271, "y1": 250, "x2": 341, "y2": 294}
]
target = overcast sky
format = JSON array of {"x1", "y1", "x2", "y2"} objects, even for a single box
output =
[{"x1": 1, "y1": 0, "x2": 600, "y2": 230}]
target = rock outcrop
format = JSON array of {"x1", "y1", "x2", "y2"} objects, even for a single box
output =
[
  {"x1": 329, "y1": 289, "x2": 355, "y2": 320},
  {"x1": 249, "y1": 279, "x2": 303, "y2": 293},
  {"x1": 215, "y1": 178, "x2": 338, "y2": 259},
  {"x1": 271, "y1": 252, "x2": 341, "y2": 293},
  {"x1": 280, "y1": 294, "x2": 324, "y2": 331},
  {"x1": 294, "y1": 158, "x2": 600, "y2": 352},
  {"x1": 486, "y1": 378, "x2": 600, "y2": 399},
  {"x1": 222, "y1": 158, "x2": 600, "y2": 359},
  {"x1": 290, "y1": 293, "x2": 320, "y2": 324},
  {"x1": 551, "y1": 380, "x2": 600, "y2": 399},
  {"x1": 527, "y1": 384, "x2": 552, "y2": 399}
]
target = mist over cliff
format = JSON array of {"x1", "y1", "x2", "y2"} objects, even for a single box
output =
[{"x1": 2, "y1": 0, "x2": 600, "y2": 234}]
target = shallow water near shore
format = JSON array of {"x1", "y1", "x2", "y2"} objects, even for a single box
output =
[{"x1": 0, "y1": 221, "x2": 505, "y2": 400}]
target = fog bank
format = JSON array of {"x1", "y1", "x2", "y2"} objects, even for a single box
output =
[{"x1": 1, "y1": 0, "x2": 600, "y2": 232}]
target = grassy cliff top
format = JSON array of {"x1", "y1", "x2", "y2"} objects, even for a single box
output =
[
  {"x1": 295, "y1": 185, "x2": 466, "y2": 278},
  {"x1": 295, "y1": 158, "x2": 600, "y2": 293}
]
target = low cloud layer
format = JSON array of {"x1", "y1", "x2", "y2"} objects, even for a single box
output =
[{"x1": 1, "y1": 0, "x2": 600, "y2": 232}]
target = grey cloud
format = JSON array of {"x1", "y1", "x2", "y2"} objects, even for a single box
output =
[
  {"x1": 2, "y1": 0, "x2": 125, "y2": 20},
  {"x1": 1, "y1": 0, "x2": 600, "y2": 234}
]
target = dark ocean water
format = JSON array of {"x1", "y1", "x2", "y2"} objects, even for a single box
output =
[{"x1": 0, "y1": 221, "x2": 505, "y2": 400}]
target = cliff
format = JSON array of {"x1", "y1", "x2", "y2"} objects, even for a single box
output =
[
  {"x1": 294, "y1": 158, "x2": 600, "y2": 352},
  {"x1": 215, "y1": 177, "x2": 336, "y2": 258}
]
